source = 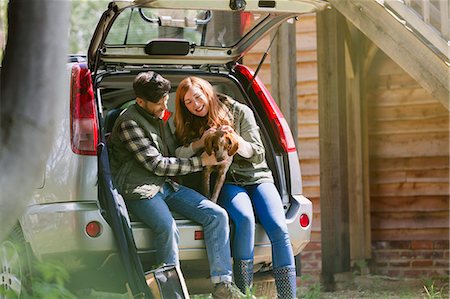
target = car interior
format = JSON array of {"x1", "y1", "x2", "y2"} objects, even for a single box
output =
[{"x1": 97, "y1": 71, "x2": 283, "y2": 208}]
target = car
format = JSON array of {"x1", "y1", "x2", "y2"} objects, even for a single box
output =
[{"x1": 0, "y1": 0, "x2": 327, "y2": 297}]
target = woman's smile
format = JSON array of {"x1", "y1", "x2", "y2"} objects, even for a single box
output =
[{"x1": 184, "y1": 86, "x2": 209, "y2": 117}]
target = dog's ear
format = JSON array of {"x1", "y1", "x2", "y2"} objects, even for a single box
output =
[
  {"x1": 204, "y1": 134, "x2": 214, "y2": 155},
  {"x1": 227, "y1": 135, "x2": 240, "y2": 156}
]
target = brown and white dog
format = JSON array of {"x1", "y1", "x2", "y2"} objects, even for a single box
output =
[{"x1": 202, "y1": 127, "x2": 239, "y2": 203}]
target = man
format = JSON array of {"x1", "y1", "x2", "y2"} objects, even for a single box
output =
[{"x1": 108, "y1": 71, "x2": 243, "y2": 299}]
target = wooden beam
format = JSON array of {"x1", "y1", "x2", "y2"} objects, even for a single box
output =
[
  {"x1": 328, "y1": 0, "x2": 450, "y2": 110},
  {"x1": 345, "y1": 22, "x2": 372, "y2": 262},
  {"x1": 317, "y1": 8, "x2": 351, "y2": 291}
]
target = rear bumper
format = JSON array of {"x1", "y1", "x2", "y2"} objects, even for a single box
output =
[
  {"x1": 20, "y1": 194, "x2": 311, "y2": 269},
  {"x1": 20, "y1": 202, "x2": 115, "y2": 259},
  {"x1": 133, "y1": 194, "x2": 312, "y2": 265},
  {"x1": 286, "y1": 194, "x2": 312, "y2": 255}
]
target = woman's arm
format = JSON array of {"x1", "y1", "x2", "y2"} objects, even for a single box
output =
[
  {"x1": 175, "y1": 127, "x2": 217, "y2": 158},
  {"x1": 235, "y1": 104, "x2": 266, "y2": 164},
  {"x1": 235, "y1": 135, "x2": 254, "y2": 158}
]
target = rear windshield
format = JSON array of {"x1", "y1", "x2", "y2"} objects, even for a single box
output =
[{"x1": 105, "y1": 8, "x2": 267, "y2": 48}]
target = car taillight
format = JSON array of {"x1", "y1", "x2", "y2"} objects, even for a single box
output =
[
  {"x1": 234, "y1": 64, "x2": 297, "y2": 153},
  {"x1": 85, "y1": 221, "x2": 102, "y2": 237},
  {"x1": 70, "y1": 63, "x2": 98, "y2": 155},
  {"x1": 194, "y1": 230, "x2": 204, "y2": 240},
  {"x1": 299, "y1": 214, "x2": 310, "y2": 228}
]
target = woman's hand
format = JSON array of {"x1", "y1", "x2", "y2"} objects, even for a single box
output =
[
  {"x1": 219, "y1": 125, "x2": 235, "y2": 134},
  {"x1": 200, "y1": 127, "x2": 217, "y2": 143},
  {"x1": 191, "y1": 127, "x2": 216, "y2": 153},
  {"x1": 219, "y1": 125, "x2": 254, "y2": 158},
  {"x1": 219, "y1": 125, "x2": 241, "y2": 143}
]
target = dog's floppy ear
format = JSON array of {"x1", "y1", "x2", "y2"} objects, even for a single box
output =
[
  {"x1": 227, "y1": 135, "x2": 240, "y2": 156},
  {"x1": 204, "y1": 134, "x2": 214, "y2": 155}
]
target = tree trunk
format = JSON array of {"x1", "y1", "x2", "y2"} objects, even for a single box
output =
[{"x1": 0, "y1": 0, "x2": 70, "y2": 240}]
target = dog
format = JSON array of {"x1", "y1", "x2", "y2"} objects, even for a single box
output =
[{"x1": 202, "y1": 127, "x2": 239, "y2": 203}]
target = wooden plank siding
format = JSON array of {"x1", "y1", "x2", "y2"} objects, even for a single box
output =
[
  {"x1": 243, "y1": 14, "x2": 324, "y2": 275},
  {"x1": 367, "y1": 53, "x2": 449, "y2": 245},
  {"x1": 243, "y1": 12, "x2": 449, "y2": 279}
]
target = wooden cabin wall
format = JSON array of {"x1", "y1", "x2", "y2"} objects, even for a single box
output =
[
  {"x1": 367, "y1": 52, "x2": 449, "y2": 277},
  {"x1": 244, "y1": 14, "x2": 323, "y2": 278},
  {"x1": 243, "y1": 14, "x2": 449, "y2": 279}
]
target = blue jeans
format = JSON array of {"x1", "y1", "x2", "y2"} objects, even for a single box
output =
[
  {"x1": 126, "y1": 182, "x2": 233, "y2": 283},
  {"x1": 218, "y1": 182, "x2": 295, "y2": 269}
]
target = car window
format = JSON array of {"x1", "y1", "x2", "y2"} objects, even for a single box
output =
[{"x1": 105, "y1": 8, "x2": 267, "y2": 47}]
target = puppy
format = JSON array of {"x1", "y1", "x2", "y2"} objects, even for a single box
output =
[{"x1": 202, "y1": 127, "x2": 239, "y2": 203}]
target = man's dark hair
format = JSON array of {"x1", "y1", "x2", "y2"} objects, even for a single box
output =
[{"x1": 133, "y1": 71, "x2": 171, "y2": 103}]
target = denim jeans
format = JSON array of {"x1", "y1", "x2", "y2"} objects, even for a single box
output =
[
  {"x1": 126, "y1": 182, "x2": 233, "y2": 283},
  {"x1": 218, "y1": 182, "x2": 295, "y2": 269}
]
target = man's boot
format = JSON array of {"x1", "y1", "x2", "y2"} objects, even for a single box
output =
[
  {"x1": 233, "y1": 259, "x2": 254, "y2": 295},
  {"x1": 273, "y1": 265, "x2": 297, "y2": 299}
]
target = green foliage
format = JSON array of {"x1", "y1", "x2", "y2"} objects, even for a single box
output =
[
  {"x1": 0, "y1": 0, "x2": 7, "y2": 62},
  {"x1": 298, "y1": 275, "x2": 321, "y2": 299},
  {"x1": 0, "y1": 1, "x2": 109, "y2": 58},
  {"x1": 422, "y1": 277, "x2": 447, "y2": 299},
  {"x1": 352, "y1": 259, "x2": 369, "y2": 275},
  {"x1": 23, "y1": 260, "x2": 77, "y2": 299},
  {"x1": 70, "y1": 0, "x2": 110, "y2": 54}
]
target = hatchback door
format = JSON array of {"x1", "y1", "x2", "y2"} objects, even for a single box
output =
[{"x1": 88, "y1": 0, "x2": 328, "y2": 71}]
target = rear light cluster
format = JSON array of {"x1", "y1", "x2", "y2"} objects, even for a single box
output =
[
  {"x1": 234, "y1": 64, "x2": 297, "y2": 153},
  {"x1": 194, "y1": 230, "x2": 204, "y2": 240},
  {"x1": 70, "y1": 63, "x2": 98, "y2": 155},
  {"x1": 85, "y1": 221, "x2": 102, "y2": 238},
  {"x1": 299, "y1": 213, "x2": 310, "y2": 228}
]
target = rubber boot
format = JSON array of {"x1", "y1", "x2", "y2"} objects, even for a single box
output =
[
  {"x1": 273, "y1": 266, "x2": 297, "y2": 299},
  {"x1": 233, "y1": 259, "x2": 254, "y2": 295}
]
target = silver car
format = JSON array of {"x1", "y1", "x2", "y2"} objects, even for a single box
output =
[{"x1": 1, "y1": 0, "x2": 327, "y2": 297}]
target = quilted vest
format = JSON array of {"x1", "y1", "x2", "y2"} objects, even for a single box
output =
[{"x1": 109, "y1": 104, "x2": 177, "y2": 200}]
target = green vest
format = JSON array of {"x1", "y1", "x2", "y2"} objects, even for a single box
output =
[{"x1": 109, "y1": 104, "x2": 177, "y2": 200}]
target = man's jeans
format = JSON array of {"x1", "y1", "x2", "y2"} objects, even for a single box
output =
[{"x1": 126, "y1": 182, "x2": 233, "y2": 283}]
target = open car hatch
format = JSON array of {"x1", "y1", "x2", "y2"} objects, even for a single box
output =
[{"x1": 88, "y1": 0, "x2": 328, "y2": 71}]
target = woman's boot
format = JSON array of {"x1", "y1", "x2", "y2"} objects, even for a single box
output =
[
  {"x1": 273, "y1": 265, "x2": 297, "y2": 299},
  {"x1": 233, "y1": 259, "x2": 254, "y2": 294}
]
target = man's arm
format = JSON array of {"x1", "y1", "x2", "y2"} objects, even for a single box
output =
[{"x1": 119, "y1": 120, "x2": 204, "y2": 176}]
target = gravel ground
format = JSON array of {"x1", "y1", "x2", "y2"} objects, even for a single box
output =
[
  {"x1": 299, "y1": 275, "x2": 449, "y2": 299},
  {"x1": 80, "y1": 274, "x2": 449, "y2": 298}
]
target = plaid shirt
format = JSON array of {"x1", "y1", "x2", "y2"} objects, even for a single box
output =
[{"x1": 118, "y1": 119, "x2": 203, "y2": 176}]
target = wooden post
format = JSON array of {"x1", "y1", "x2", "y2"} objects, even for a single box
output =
[
  {"x1": 317, "y1": 8, "x2": 351, "y2": 290},
  {"x1": 345, "y1": 22, "x2": 372, "y2": 265},
  {"x1": 271, "y1": 21, "x2": 298, "y2": 148}
]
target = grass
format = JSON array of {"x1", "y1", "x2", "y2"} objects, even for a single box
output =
[
  {"x1": 191, "y1": 274, "x2": 450, "y2": 299},
  {"x1": 298, "y1": 274, "x2": 449, "y2": 299}
]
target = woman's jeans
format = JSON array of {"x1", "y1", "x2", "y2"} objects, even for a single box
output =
[
  {"x1": 218, "y1": 182, "x2": 295, "y2": 269},
  {"x1": 126, "y1": 182, "x2": 233, "y2": 283}
]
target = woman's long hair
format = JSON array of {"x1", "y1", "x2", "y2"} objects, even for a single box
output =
[{"x1": 174, "y1": 76, "x2": 231, "y2": 145}]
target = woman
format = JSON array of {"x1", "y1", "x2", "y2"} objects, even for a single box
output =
[{"x1": 174, "y1": 76, "x2": 297, "y2": 299}]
